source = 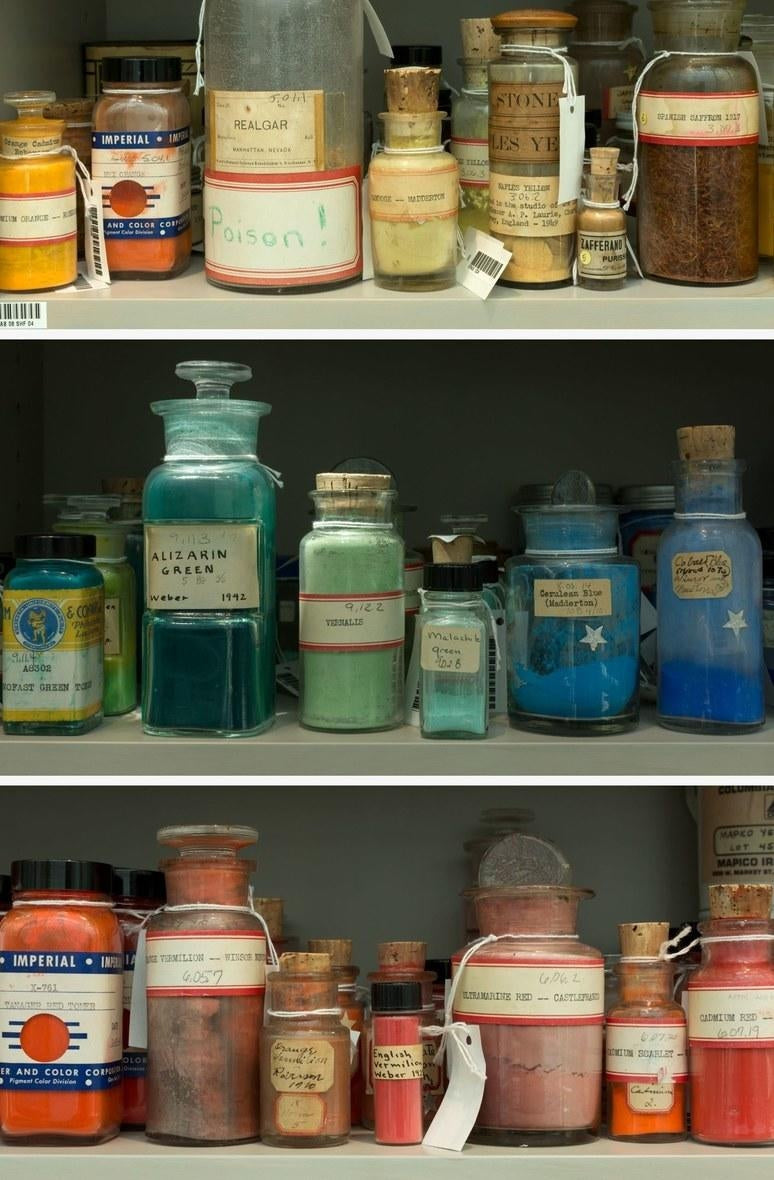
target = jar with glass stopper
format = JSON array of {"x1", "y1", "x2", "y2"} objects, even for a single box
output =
[
  {"x1": 569, "y1": 0, "x2": 644, "y2": 147},
  {"x1": 742, "y1": 14, "x2": 774, "y2": 258},
  {"x1": 657, "y1": 426, "x2": 765, "y2": 734},
  {"x1": 577, "y1": 147, "x2": 627, "y2": 289},
  {"x1": 145, "y1": 825, "x2": 267, "y2": 1145},
  {"x1": 418, "y1": 562, "x2": 490, "y2": 740},
  {"x1": 452, "y1": 20, "x2": 502, "y2": 235},
  {"x1": 142, "y1": 360, "x2": 277, "y2": 737},
  {"x1": 369, "y1": 67, "x2": 459, "y2": 292},
  {"x1": 0, "y1": 91, "x2": 77, "y2": 292},
  {"x1": 488, "y1": 11, "x2": 579, "y2": 287},
  {"x1": 307, "y1": 939, "x2": 365, "y2": 1125},
  {"x1": 505, "y1": 469, "x2": 641, "y2": 735}
]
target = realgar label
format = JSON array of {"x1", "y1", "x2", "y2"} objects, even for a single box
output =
[
  {"x1": 209, "y1": 89, "x2": 325, "y2": 173},
  {"x1": 671, "y1": 551, "x2": 732, "y2": 599},
  {"x1": 145, "y1": 524, "x2": 260, "y2": 611}
]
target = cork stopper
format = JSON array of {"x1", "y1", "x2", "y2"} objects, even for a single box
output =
[
  {"x1": 255, "y1": 896, "x2": 284, "y2": 939},
  {"x1": 618, "y1": 922, "x2": 669, "y2": 958},
  {"x1": 280, "y1": 952, "x2": 331, "y2": 974},
  {"x1": 590, "y1": 147, "x2": 619, "y2": 176},
  {"x1": 385, "y1": 66, "x2": 441, "y2": 113},
  {"x1": 709, "y1": 883, "x2": 773, "y2": 919},
  {"x1": 316, "y1": 472, "x2": 391, "y2": 492},
  {"x1": 378, "y1": 941, "x2": 427, "y2": 970},
  {"x1": 431, "y1": 535, "x2": 474, "y2": 563},
  {"x1": 307, "y1": 939, "x2": 353, "y2": 967},
  {"x1": 676, "y1": 426, "x2": 735, "y2": 461},
  {"x1": 492, "y1": 9, "x2": 578, "y2": 33},
  {"x1": 461, "y1": 17, "x2": 502, "y2": 60},
  {"x1": 43, "y1": 98, "x2": 94, "y2": 123}
]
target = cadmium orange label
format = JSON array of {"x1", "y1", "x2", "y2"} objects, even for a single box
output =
[{"x1": 638, "y1": 91, "x2": 759, "y2": 146}]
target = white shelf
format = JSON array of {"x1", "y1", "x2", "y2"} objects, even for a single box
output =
[
  {"x1": 2, "y1": 704, "x2": 773, "y2": 777},
  {"x1": 28, "y1": 257, "x2": 774, "y2": 332}
]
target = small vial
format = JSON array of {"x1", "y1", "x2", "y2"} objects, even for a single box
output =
[{"x1": 371, "y1": 981, "x2": 425, "y2": 1146}]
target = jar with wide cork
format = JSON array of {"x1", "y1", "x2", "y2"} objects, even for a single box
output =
[
  {"x1": 488, "y1": 11, "x2": 579, "y2": 287},
  {"x1": 308, "y1": 939, "x2": 365, "y2": 1125},
  {"x1": 452, "y1": 20, "x2": 502, "y2": 235},
  {"x1": 577, "y1": 146, "x2": 628, "y2": 289},
  {"x1": 145, "y1": 825, "x2": 267, "y2": 1146},
  {"x1": 261, "y1": 952, "x2": 351, "y2": 1148},
  {"x1": 569, "y1": 0, "x2": 644, "y2": 147}
]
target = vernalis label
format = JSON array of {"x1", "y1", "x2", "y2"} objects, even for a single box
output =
[
  {"x1": 534, "y1": 578, "x2": 612, "y2": 618},
  {"x1": 299, "y1": 591, "x2": 405, "y2": 651},
  {"x1": 0, "y1": 190, "x2": 77, "y2": 246},
  {"x1": 373, "y1": 1043, "x2": 424, "y2": 1081},
  {"x1": 145, "y1": 524, "x2": 260, "y2": 611},
  {"x1": 451, "y1": 958, "x2": 605, "y2": 1024},
  {"x1": 638, "y1": 92, "x2": 759, "y2": 146},
  {"x1": 671, "y1": 551, "x2": 733, "y2": 599},
  {"x1": 209, "y1": 89, "x2": 325, "y2": 173},
  {"x1": 489, "y1": 173, "x2": 576, "y2": 238},
  {"x1": 92, "y1": 128, "x2": 191, "y2": 240},
  {"x1": 451, "y1": 138, "x2": 490, "y2": 186},
  {"x1": 688, "y1": 986, "x2": 774, "y2": 1045},
  {"x1": 420, "y1": 625, "x2": 482, "y2": 674},
  {"x1": 145, "y1": 931, "x2": 266, "y2": 996},
  {"x1": 606, "y1": 1019, "x2": 688, "y2": 1082}
]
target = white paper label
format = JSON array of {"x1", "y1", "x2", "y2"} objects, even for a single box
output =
[
  {"x1": 404, "y1": 561, "x2": 423, "y2": 614},
  {"x1": 605, "y1": 85, "x2": 635, "y2": 119},
  {"x1": 145, "y1": 524, "x2": 260, "y2": 611},
  {"x1": 369, "y1": 159, "x2": 459, "y2": 222},
  {"x1": 210, "y1": 90, "x2": 324, "y2": 173},
  {"x1": 534, "y1": 578, "x2": 612, "y2": 618},
  {"x1": 606, "y1": 1020, "x2": 688, "y2": 1082},
  {"x1": 451, "y1": 959, "x2": 605, "y2": 1024},
  {"x1": 104, "y1": 597, "x2": 121, "y2": 656},
  {"x1": 271, "y1": 1038, "x2": 334, "y2": 1092},
  {"x1": 92, "y1": 129, "x2": 191, "y2": 241},
  {"x1": 145, "y1": 931, "x2": 266, "y2": 996},
  {"x1": 638, "y1": 91, "x2": 759, "y2": 146},
  {"x1": 0, "y1": 300, "x2": 47, "y2": 329},
  {"x1": 688, "y1": 986, "x2": 774, "y2": 1044},
  {"x1": 0, "y1": 191, "x2": 77, "y2": 244},
  {"x1": 422, "y1": 1025, "x2": 487, "y2": 1153},
  {"x1": 558, "y1": 94, "x2": 586, "y2": 205},
  {"x1": 451, "y1": 137, "x2": 489, "y2": 186},
  {"x1": 421, "y1": 624, "x2": 482, "y2": 674},
  {"x1": 373, "y1": 1043, "x2": 424, "y2": 1081},
  {"x1": 299, "y1": 591, "x2": 405, "y2": 651},
  {"x1": 458, "y1": 226, "x2": 512, "y2": 299},
  {"x1": 627, "y1": 1082, "x2": 676, "y2": 1112},
  {"x1": 672, "y1": 551, "x2": 733, "y2": 599}
]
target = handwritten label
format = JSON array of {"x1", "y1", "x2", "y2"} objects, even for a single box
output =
[
  {"x1": 145, "y1": 524, "x2": 259, "y2": 611},
  {"x1": 688, "y1": 986, "x2": 774, "y2": 1044},
  {"x1": 606, "y1": 1020, "x2": 688, "y2": 1082},
  {"x1": 627, "y1": 1083, "x2": 676, "y2": 1113},
  {"x1": 639, "y1": 91, "x2": 759, "y2": 146},
  {"x1": 275, "y1": 1093, "x2": 325, "y2": 1134},
  {"x1": 145, "y1": 931, "x2": 266, "y2": 996},
  {"x1": 451, "y1": 137, "x2": 489, "y2": 186},
  {"x1": 270, "y1": 1039, "x2": 334, "y2": 1093},
  {"x1": 209, "y1": 89, "x2": 324, "y2": 173},
  {"x1": 369, "y1": 161, "x2": 459, "y2": 222},
  {"x1": 299, "y1": 591, "x2": 405, "y2": 651},
  {"x1": 420, "y1": 625, "x2": 482, "y2": 674},
  {"x1": 423, "y1": 1039, "x2": 444, "y2": 1094},
  {"x1": 534, "y1": 578, "x2": 612, "y2": 618},
  {"x1": 451, "y1": 958, "x2": 604, "y2": 1024},
  {"x1": 490, "y1": 82, "x2": 562, "y2": 164},
  {"x1": 373, "y1": 1043, "x2": 424, "y2": 1081},
  {"x1": 490, "y1": 173, "x2": 576, "y2": 237},
  {"x1": 578, "y1": 230, "x2": 628, "y2": 280},
  {"x1": 672, "y1": 551, "x2": 733, "y2": 599}
]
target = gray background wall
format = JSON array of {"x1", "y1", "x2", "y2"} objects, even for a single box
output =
[{"x1": 0, "y1": 2, "x2": 105, "y2": 115}]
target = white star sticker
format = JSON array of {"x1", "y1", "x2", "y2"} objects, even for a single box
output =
[
  {"x1": 580, "y1": 625, "x2": 607, "y2": 652},
  {"x1": 723, "y1": 609, "x2": 748, "y2": 638}
]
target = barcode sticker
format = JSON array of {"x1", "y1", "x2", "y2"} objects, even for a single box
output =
[
  {"x1": 0, "y1": 302, "x2": 47, "y2": 330},
  {"x1": 488, "y1": 611, "x2": 507, "y2": 715},
  {"x1": 458, "y1": 228, "x2": 511, "y2": 300}
]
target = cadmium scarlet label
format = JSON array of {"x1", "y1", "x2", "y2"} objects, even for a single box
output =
[
  {"x1": 688, "y1": 986, "x2": 774, "y2": 1045},
  {"x1": 638, "y1": 91, "x2": 759, "y2": 146},
  {"x1": 145, "y1": 931, "x2": 266, "y2": 997},
  {"x1": 299, "y1": 591, "x2": 405, "y2": 651},
  {"x1": 451, "y1": 958, "x2": 604, "y2": 1025},
  {"x1": 606, "y1": 1019, "x2": 688, "y2": 1082},
  {"x1": 0, "y1": 190, "x2": 77, "y2": 246}
]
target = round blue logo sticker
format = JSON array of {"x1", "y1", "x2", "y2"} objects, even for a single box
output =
[{"x1": 13, "y1": 599, "x2": 66, "y2": 652}]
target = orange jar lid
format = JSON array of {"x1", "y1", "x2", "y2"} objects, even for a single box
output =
[{"x1": 493, "y1": 9, "x2": 578, "y2": 30}]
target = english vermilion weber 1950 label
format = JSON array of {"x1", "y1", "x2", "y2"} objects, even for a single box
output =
[
  {"x1": 373, "y1": 1044, "x2": 424, "y2": 1081},
  {"x1": 451, "y1": 958, "x2": 605, "y2": 1024},
  {"x1": 299, "y1": 591, "x2": 405, "y2": 651},
  {"x1": 606, "y1": 1019, "x2": 688, "y2": 1083},
  {"x1": 0, "y1": 188, "x2": 77, "y2": 247},
  {"x1": 145, "y1": 931, "x2": 267, "y2": 997},
  {"x1": 638, "y1": 91, "x2": 759, "y2": 147},
  {"x1": 688, "y1": 986, "x2": 774, "y2": 1045}
]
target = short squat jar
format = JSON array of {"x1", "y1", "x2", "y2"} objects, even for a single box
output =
[{"x1": 418, "y1": 562, "x2": 489, "y2": 739}]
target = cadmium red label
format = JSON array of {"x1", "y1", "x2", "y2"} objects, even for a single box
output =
[
  {"x1": 638, "y1": 91, "x2": 759, "y2": 147},
  {"x1": 145, "y1": 930, "x2": 266, "y2": 997},
  {"x1": 451, "y1": 956, "x2": 605, "y2": 1025},
  {"x1": 299, "y1": 591, "x2": 405, "y2": 652}
]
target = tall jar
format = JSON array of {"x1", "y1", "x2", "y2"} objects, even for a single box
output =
[
  {"x1": 142, "y1": 361, "x2": 276, "y2": 737},
  {"x1": 569, "y1": 0, "x2": 644, "y2": 146},
  {"x1": 452, "y1": 886, "x2": 603, "y2": 1145},
  {"x1": 489, "y1": 11, "x2": 579, "y2": 287},
  {"x1": 637, "y1": 0, "x2": 759, "y2": 285},
  {"x1": 742, "y1": 14, "x2": 774, "y2": 257},
  {"x1": 452, "y1": 19, "x2": 502, "y2": 236},
  {"x1": 145, "y1": 825, "x2": 267, "y2": 1145},
  {"x1": 203, "y1": 0, "x2": 365, "y2": 292},
  {"x1": 299, "y1": 473, "x2": 404, "y2": 732},
  {"x1": 505, "y1": 470, "x2": 640, "y2": 735}
]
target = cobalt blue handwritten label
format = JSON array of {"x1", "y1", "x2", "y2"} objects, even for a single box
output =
[
  {"x1": 91, "y1": 128, "x2": 191, "y2": 240},
  {"x1": 0, "y1": 950, "x2": 123, "y2": 1091},
  {"x1": 145, "y1": 931, "x2": 266, "y2": 997},
  {"x1": 145, "y1": 524, "x2": 260, "y2": 611},
  {"x1": 299, "y1": 591, "x2": 405, "y2": 652}
]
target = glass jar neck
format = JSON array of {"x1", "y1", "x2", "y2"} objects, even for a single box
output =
[
  {"x1": 154, "y1": 401, "x2": 268, "y2": 459},
  {"x1": 616, "y1": 959, "x2": 674, "y2": 1003},
  {"x1": 699, "y1": 918, "x2": 774, "y2": 966},
  {"x1": 423, "y1": 589, "x2": 483, "y2": 606},
  {"x1": 522, "y1": 509, "x2": 620, "y2": 554},
  {"x1": 267, "y1": 972, "x2": 338, "y2": 1012},
  {"x1": 381, "y1": 111, "x2": 444, "y2": 150},
  {"x1": 162, "y1": 857, "x2": 253, "y2": 907},
  {"x1": 650, "y1": 3, "x2": 745, "y2": 52},
  {"x1": 674, "y1": 460, "x2": 744, "y2": 516},
  {"x1": 312, "y1": 490, "x2": 396, "y2": 526},
  {"x1": 474, "y1": 889, "x2": 583, "y2": 936},
  {"x1": 102, "y1": 82, "x2": 182, "y2": 94},
  {"x1": 14, "y1": 888, "x2": 109, "y2": 904}
]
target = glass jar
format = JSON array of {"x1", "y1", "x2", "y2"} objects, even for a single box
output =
[
  {"x1": 299, "y1": 472, "x2": 404, "y2": 732},
  {"x1": 101, "y1": 476, "x2": 145, "y2": 679},
  {"x1": 418, "y1": 562, "x2": 490, "y2": 740},
  {"x1": 92, "y1": 57, "x2": 192, "y2": 280},
  {"x1": 618, "y1": 484, "x2": 676, "y2": 702},
  {"x1": 0, "y1": 91, "x2": 77, "y2": 292},
  {"x1": 606, "y1": 110, "x2": 637, "y2": 257},
  {"x1": 261, "y1": 953, "x2": 351, "y2": 1147},
  {"x1": 570, "y1": 0, "x2": 644, "y2": 146},
  {"x1": 203, "y1": 0, "x2": 364, "y2": 292},
  {"x1": 489, "y1": 11, "x2": 579, "y2": 287},
  {"x1": 452, "y1": 885, "x2": 603, "y2": 1145},
  {"x1": 742, "y1": 14, "x2": 774, "y2": 257},
  {"x1": 2, "y1": 534, "x2": 104, "y2": 736},
  {"x1": 0, "y1": 860, "x2": 123, "y2": 1146},
  {"x1": 463, "y1": 809, "x2": 536, "y2": 940},
  {"x1": 453, "y1": 54, "x2": 494, "y2": 235},
  {"x1": 505, "y1": 470, "x2": 640, "y2": 735},
  {"x1": 145, "y1": 825, "x2": 266, "y2": 1145},
  {"x1": 637, "y1": 0, "x2": 759, "y2": 285},
  {"x1": 42, "y1": 98, "x2": 94, "y2": 257},
  {"x1": 142, "y1": 360, "x2": 276, "y2": 737}
]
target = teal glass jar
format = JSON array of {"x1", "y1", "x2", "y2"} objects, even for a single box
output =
[
  {"x1": 418, "y1": 563, "x2": 489, "y2": 739},
  {"x1": 299, "y1": 472, "x2": 405, "y2": 731},
  {"x1": 2, "y1": 534, "x2": 104, "y2": 735},
  {"x1": 142, "y1": 361, "x2": 277, "y2": 737}
]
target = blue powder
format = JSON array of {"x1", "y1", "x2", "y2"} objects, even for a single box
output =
[
  {"x1": 510, "y1": 655, "x2": 639, "y2": 720},
  {"x1": 659, "y1": 659, "x2": 765, "y2": 727}
]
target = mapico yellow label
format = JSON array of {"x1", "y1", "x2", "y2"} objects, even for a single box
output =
[{"x1": 2, "y1": 588, "x2": 103, "y2": 722}]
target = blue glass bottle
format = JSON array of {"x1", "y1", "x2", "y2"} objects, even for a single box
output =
[
  {"x1": 142, "y1": 361, "x2": 276, "y2": 737},
  {"x1": 419, "y1": 563, "x2": 489, "y2": 739},
  {"x1": 657, "y1": 456, "x2": 764, "y2": 733},
  {"x1": 505, "y1": 470, "x2": 640, "y2": 735}
]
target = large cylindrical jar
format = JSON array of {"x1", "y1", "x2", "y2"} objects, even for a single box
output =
[
  {"x1": 569, "y1": 0, "x2": 644, "y2": 146},
  {"x1": 142, "y1": 361, "x2": 276, "y2": 737},
  {"x1": 488, "y1": 11, "x2": 579, "y2": 287},
  {"x1": 637, "y1": 0, "x2": 759, "y2": 285},
  {"x1": 203, "y1": 0, "x2": 365, "y2": 292},
  {"x1": 145, "y1": 825, "x2": 267, "y2": 1145},
  {"x1": 299, "y1": 473, "x2": 405, "y2": 732},
  {"x1": 742, "y1": 14, "x2": 774, "y2": 257},
  {"x1": 452, "y1": 886, "x2": 604, "y2": 1146}
]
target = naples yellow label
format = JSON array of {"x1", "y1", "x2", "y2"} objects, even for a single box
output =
[
  {"x1": 638, "y1": 91, "x2": 759, "y2": 146},
  {"x1": 490, "y1": 173, "x2": 576, "y2": 237}
]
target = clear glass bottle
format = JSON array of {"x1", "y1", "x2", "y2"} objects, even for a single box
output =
[
  {"x1": 637, "y1": 0, "x2": 759, "y2": 285},
  {"x1": 299, "y1": 472, "x2": 404, "y2": 732},
  {"x1": 742, "y1": 14, "x2": 774, "y2": 257},
  {"x1": 203, "y1": 0, "x2": 364, "y2": 292},
  {"x1": 146, "y1": 825, "x2": 266, "y2": 1145},
  {"x1": 657, "y1": 427, "x2": 765, "y2": 733},
  {"x1": 569, "y1": 0, "x2": 644, "y2": 146},
  {"x1": 453, "y1": 885, "x2": 604, "y2": 1146},
  {"x1": 307, "y1": 939, "x2": 365, "y2": 1126},
  {"x1": 489, "y1": 11, "x2": 579, "y2": 287},
  {"x1": 142, "y1": 361, "x2": 276, "y2": 737},
  {"x1": 418, "y1": 562, "x2": 489, "y2": 740},
  {"x1": 506, "y1": 470, "x2": 640, "y2": 735},
  {"x1": 577, "y1": 146, "x2": 628, "y2": 289}
]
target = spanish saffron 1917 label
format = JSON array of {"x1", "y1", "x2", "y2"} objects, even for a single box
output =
[
  {"x1": 451, "y1": 958, "x2": 605, "y2": 1025},
  {"x1": 489, "y1": 82, "x2": 563, "y2": 165},
  {"x1": 145, "y1": 931, "x2": 266, "y2": 996},
  {"x1": 605, "y1": 1019, "x2": 688, "y2": 1083},
  {"x1": 92, "y1": 128, "x2": 191, "y2": 240},
  {"x1": 209, "y1": 89, "x2": 325, "y2": 173},
  {"x1": 534, "y1": 578, "x2": 613, "y2": 618},
  {"x1": 671, "y1": 551, "x2": 733, "y2": 599},
  {"x1": 0, "y1": 189, "x2": 77, "y2": 247},
  {"x1": 369, "y1": 163, "x2": 459, "y2": 222},
  {"x1": 688, "y1": 987, "x2": 774, "y2": 1045},
  {"x1": 298, "y1": 591, "x2": 405, "y2": 651},
  {"x1": 578, "y1": 230, "x2": 627, "y2": 280},
  {"x1": 638, "y1": 91, "x2": 759, "y2": 147},
  {"x1": 420, "y1": 625, "x2": 482, "y2": 674},
  {"x1": 270, "y1": 1039, "x2": 335, "y2": 1093},
  {"x1": 145, "y1": 524, "x2": 260, "y2": 611},
  {"x1": 373, "y1": 1044, "x2": 424, "y2": 1081},
  {"x1": 489, "y1": 173, "x2": 576, "y2": 237}
]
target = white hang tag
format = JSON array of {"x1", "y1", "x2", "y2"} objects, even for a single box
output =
[
  {"x1": 422, "y1": 1026, "x2": 487, "y2": 1153},
  {"x1": 128, "y1": 926, "x2": 149, "y2": 1051},
  {"x1": 558, "y1": 94, "x2": 585, "y2": 206},
  {"x1": 77, "y1": 167, "x2": 111, "y2": 288},
  {"x1": 737, "y1": 51, "x2": 769, "y2": 146},
  {"x1": 457, "y1": 227, "x2": 511, "y2": 299},
  {"x1": 362, "y1": 175, "x2": 375, "y2": 281},
  {"x1": 350, "y1": 1028, "x2": 361, "y2": 1068},
  {"x1": 362, "y1": 0, "x2": 393, "y2": 58}
]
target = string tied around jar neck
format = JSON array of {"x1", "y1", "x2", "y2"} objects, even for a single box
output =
[
  {"x1": 500, "y1": 44, "x2": 578, "y2": 109},
  {"x1": 618, "y1": 923, "x2": 697, "y2": 963},
  {"x1": 571, "y1": 36, "x2": 646, "y2": 52},
  {"x1": 130, "y1": 884, "x2": 280, "y2": 967},
  {"x1": 418, "y1": 588, "x2": 502, "y2": 673}
]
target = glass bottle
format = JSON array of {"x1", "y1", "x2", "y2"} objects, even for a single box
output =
[
  {"x1": 418, "y1": 562, "x2": 490, "y2": 740},
  {"x1": 307, "y1": 940, "x2": 365, "y2": 1126},
  {"x1": 203, "y1": 0, "x2": 365, "y2": 292},
  {"x1": 452, "y1": 20, "x2": 502, "y2": 236},
  {"x1": 489, "y1": 11, "x2": 579, "y2": 287},
  {"x1": 569, "y1": 0, "x2": 644, "y2": 146},
  {"x1": 142, "y1": 360, "x2": 276, "y2": 737},
  {"x1": 299, "y1": 472, "x2": 404, "y2": 732},
  {"x1": 146, "y1": 825, "x2": 266, "y2": 1145},
  {"x1": 689, "y1": 883, "x2": 774, "y2": 1146},
  {"x1": 618, "y1": 484, "x2": 675, "y2": 702},
  {"x1": 606, "y1": 110, "x2": 638, "y2": 259},
  {"x1": 637, "y1": 0, "x2": 758, "y2": 285},
  {"x1": 657, "y1": 426, "x2": 765, "y2": 733},
  {"x1": 0, "y1": 860, "x2": 123, "y2": 1145},
  {"x1": 371, "y1": 981, "x2": 425, "y2": 1146},
  {"x1": 474, "y1": 556, "x2": 507, "y2": 718},
  {"x1": 742, "y1": 14, "x2": 774, "y2": 258},
  {"x1": 453, "y1": 885, "x2": 604, "y2": 1145},
  {"x1": 505, "y1": 470, "x2": 640, "y2": 735},
  {"x1": 0, "y1": 91, "x2": 77, "y2": 292},
  {"x1": 606, "y1": 923, "x2": 688, "y2": 1142},
  {"x1": 2, "y1": 534, "x2": 104, "y2": 736},
  {"x1": 577, "y1": 146, "x2": 627, "y2": 289},
  {"x1": 261, "y1": 952, "x2": 351, "y2": 1148},
  {"x1": 463, "y1": 809, "x2": 536, "y2": 940},
  {"x1": 92, "y1": 57, "x2": 192, "y2": 280}
]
